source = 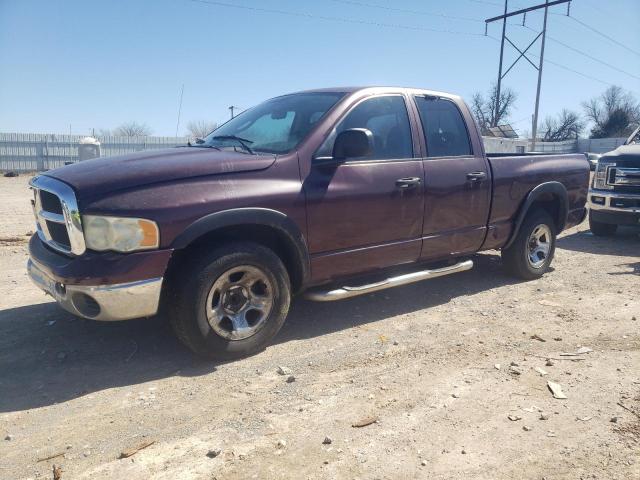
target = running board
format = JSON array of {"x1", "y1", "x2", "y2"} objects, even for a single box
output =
[{"x1": 304, "y1": 259, "x2": 474, "y2": 302}]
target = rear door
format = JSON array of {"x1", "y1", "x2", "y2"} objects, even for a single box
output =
[
  {"x1": 412, "y1": 95, "x2": 491, "y2": 260},
  {"x1": 304, "y1": 94, "x2": 425, "y2": 283}
]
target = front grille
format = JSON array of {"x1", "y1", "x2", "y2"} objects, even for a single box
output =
[
  {"x1": 607, "y1": 166, "x2": 640, "y2": 194},
  {"x1": 40, "y1": 190, "x2": 64, "y2": 214},
  {"x1": 46, "y1": 221, "x2": 71, "y2": 248},
  {"x1": 30, "y1": 176, "x2": 86, "y2": 256}
]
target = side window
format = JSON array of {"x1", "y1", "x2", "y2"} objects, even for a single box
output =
[
  {"x1": 317, "y1": 96, "x2": 413, "y2": 160},
  {"x1": 414, "y1": 97, "x2": 472, "y2": 157}
]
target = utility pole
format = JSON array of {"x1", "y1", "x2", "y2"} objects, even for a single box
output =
[
  {"x1": 485, "y1": 0, "x2": 571, "y2": 148},
  {"x1": 229, "y1": 106, "x2": 238, "y2": 119},
  {"x1": 493, "y1": 0, "x2": 508, "y2": 128},
  {"x1": 531, "y1": 0, "x2": 549, "y2": 151}
]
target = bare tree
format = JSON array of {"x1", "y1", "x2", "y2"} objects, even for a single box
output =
[
  {"x1": 541, "y1": 110, "x2": 585, "y2": 142},
  {"x1": 471, "y1": 84, "x2": 517, "y2": 134},
  {"x1": 186, "y1": 120, "x2": 217, "y2": 139},
  {"x1": 96, "y1": 128, "x2": 112, "y2": 137},
  {"x1": 113, "y1": 122, "x2": 152, "y2": 137},
  {"x1": 582, "y1": 86, "x2": 640, "y2": 138}
]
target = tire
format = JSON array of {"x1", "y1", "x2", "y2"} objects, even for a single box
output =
[
  {"x1": 167, "y1": 242, "x2": 291, "y2": 360},
  {"x1": 589, "y1": 211, "x2": 617, "y2": 236},
  {"x1": 502, "y1": 209, "x2": 556, "y2": 280}
]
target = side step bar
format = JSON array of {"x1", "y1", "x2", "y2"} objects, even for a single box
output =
[{"x1": 304, "y1": 259, "x2": 474, "y2": 302}]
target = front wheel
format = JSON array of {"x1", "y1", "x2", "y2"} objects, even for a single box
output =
[
  {"x1": 167, "y1": 242, "x2": 291, "y2": 360},
  {"x1": 502, "y1": 210, "x2": 556, "y2": 280}
]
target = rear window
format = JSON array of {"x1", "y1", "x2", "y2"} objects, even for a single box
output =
[{"x1": 414, "y1": 97, "x2": 472, "y2": 157}]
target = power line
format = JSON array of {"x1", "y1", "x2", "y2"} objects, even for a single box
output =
[
  {"x1": 187, "y1": 0, "x2": 486, "y2": 36},
  {"x1": 551, "y1": 13, "x2": 640, "y2": 57},
  {"x1": 327, "y1": 0, "x2": 484, "y2": 23},
  {"x1": 520, "y1": 25, "x2": 640, "y2": 81},
  {"x1": 486, "y1": 34, "x2": 614, "y2": 86},
  {"x1": 464, "y1": 0, "x2": 502, "y2": 6}
]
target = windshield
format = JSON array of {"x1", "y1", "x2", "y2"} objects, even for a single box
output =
[
  {"x1": 627, "y1": 126, "x2": 640, "y2": 145},
  {"x1": 200, "y1": 92, "x2": 345, "y2": 154}
]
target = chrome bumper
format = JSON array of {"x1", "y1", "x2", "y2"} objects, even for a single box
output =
[
  {"x1": 588, "y1": 190, "x2": 640, "y2": 213},
  {"x1": 27, "y1": 259, "x2": 163, "y2": 321}
]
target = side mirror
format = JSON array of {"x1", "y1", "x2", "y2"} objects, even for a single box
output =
[{"x1": 333, "y1": 128, "x2": 373, "y2": 161}]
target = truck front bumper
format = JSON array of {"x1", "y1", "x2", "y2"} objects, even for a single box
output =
[
  {"x1": 589, "y1": 190, "x2": 640, "y2": 226},
  {"x1": 27, "y1": 235, "x2": 172, "y2": 321},
  {"x1": 28, "y1": 259, "x2": 163, "y2": 321}
]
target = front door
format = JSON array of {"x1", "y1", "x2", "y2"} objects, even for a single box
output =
[
  {"x1": 304, "y1": 95, "x2": 425, "y2": 283},
  {"x1": 412, "y1": 95, "x2": 491, "y2": 260}
]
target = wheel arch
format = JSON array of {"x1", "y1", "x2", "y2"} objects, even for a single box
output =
[
  {"x1": 503, "y1": 181, "x2": 568, "y2": 250},
  {"x1": 170, "y1": 208, "x2": 310, "y2": 293}
]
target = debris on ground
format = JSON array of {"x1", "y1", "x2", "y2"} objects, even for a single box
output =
[
  {"x1": 535, "y1": 367, "x2": 548, "y2": 376},
  {"x1": 539, "y1": 414, "x2": 550, "y2": 420},
  {"x1": 206, "y1": 449, "x2": 221, "y2": 458},
  {"x1": 530, "y1": 334, "x2": 546, "y2": 342},
  {"x1": 523, "y1": 425, "x2": 532, "y2": 431},
  {"x1": 37, "y1": 452, "x2": 65, "y2": 463},
  {"x1": 509, "y1": 365, "x2": 523, "y2": 376},
  {"x1": 118, "y1": 440, "x2": 156, "y2": 459},
  {"x1": 547, "y1": 381, "x2": 568, "y2": 399},
  {"x1": 276, "y1": 366, "x2": 292, "y2": 376},
  {"x1": 4, "y1": 434, "x2": 12, "y2": 441},
  {"x1": 546, "y1": 359, "x2": 555, "y2": 367},
  {"x1": 611, "y1": 417, "x2": 619, "y2": 423},
  {"x1": 3, "y1": 171, "x2": 19, "y2": 178},
  {"x1": 617, "y1": 402, "x2": 640, "y2": 419},
  {"x1": 560, "y1": 347, "x2": 593, "y2": 356},
  {"x1": 52, "y1": 464, "x2": 62, "y2": 480},
  {"x1": 277, "y1": 439, "x2": 287, "y2": 449},
  {"x1": 286, "y1": 375, "x2": 296, "y2": 383},
  {"x1": 352, "y1": 415, "x2": 378, "y2": 428},
  {"x1": 538, "y1": 300, "x2": 562, "y2": 307},
  {"x1": 322, "y1": 436, "x2": 332, "y2": 445},
  {"x1": 508, "y1": 415, "x2": 522, "y2": 421},
  {"x1": 494, "y1": 364, "x2": 501, "y2": 370}
]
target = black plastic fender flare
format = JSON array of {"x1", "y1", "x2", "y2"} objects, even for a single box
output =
[
  {"x1": 171, "y1": 207, "x2": 310, "y2": 288},
  {"x1": 503, "y1": 181, "x2": 569, "y2": 250}
]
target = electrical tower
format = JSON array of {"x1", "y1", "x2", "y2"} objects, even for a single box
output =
[{"x1": 485, "y1": 0, "x2": 571, "y2": 150}]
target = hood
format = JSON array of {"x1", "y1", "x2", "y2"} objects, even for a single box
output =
[
  {"x1": 600, "y1": 144, "x2": 640, "y2": 167},
  {"x1": 44, "y1": 147, "x2": 276, "y2": 200}
]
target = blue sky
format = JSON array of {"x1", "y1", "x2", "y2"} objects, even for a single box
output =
[{"x1": 1, "y1": 0, "x2": 638, "y2": 137}]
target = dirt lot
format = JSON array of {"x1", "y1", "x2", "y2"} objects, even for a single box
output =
[{"x1": 0, "y1": 174, "x2": 638, "y2": 480}]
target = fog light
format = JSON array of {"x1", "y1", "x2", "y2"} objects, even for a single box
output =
[{"x1": 71, "y1": 293, "x2": 101, "y2": 318}]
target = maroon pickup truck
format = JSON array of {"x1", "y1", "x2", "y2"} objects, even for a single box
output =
[{"x1": 27, "y1": 87, "x2": 589, "y2": 359}]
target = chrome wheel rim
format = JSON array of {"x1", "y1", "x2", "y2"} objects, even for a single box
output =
[
  {"x1": 205, "y1": 265, "x2": 274, "y2": 340},
  {"x1": 527, "y1": 224, "x2": 552, "y2": 269}
]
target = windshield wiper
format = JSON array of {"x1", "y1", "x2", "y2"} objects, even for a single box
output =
[
  {"x1": 210, "y1": 135, "x2": 255, "y2": 154},
  {"x1": 186, "y1": 139, "x2": 221, "y2": 150}
]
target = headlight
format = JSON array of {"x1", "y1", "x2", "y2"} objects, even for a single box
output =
[
  {"x1": 83, "y1": 215, "x2": 159, "y2": 252},
  {"x1": 593, "y1": 161, "x2": 614, "y2": 190}
]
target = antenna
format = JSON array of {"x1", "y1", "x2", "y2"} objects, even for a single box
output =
[{"x1": 175, "y1": 84, "x2": 184, "y2": 138}]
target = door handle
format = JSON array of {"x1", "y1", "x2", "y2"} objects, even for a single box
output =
[
  {"x1": 395, "y1": 177, "x2": 422, "y2": 189},
  {"x1": 466, "y1": 171, "x2": 487, "y2": 182}
]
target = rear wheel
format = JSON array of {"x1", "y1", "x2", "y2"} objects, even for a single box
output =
[
  {"x1": 589, "y1": 212, "x2": 617, "y2": 236},
  {"x1": 168, "y1": 242, "x2": 291, "y2": 360},
  {"x1": 502, "y1": 210, "x2": 556, "y2": 280}
]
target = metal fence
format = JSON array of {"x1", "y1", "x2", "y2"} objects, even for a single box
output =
[
  {"x1": 0, "y1": 133, "x2": 188, "y2": 172},
  {"x1": 0, "y1": 131, "x2": 630, "y2": 172}
]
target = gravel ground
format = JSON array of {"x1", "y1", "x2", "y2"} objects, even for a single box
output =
[{"x1": 0, "y1": 174, "x2": 638, "y2": 480}]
